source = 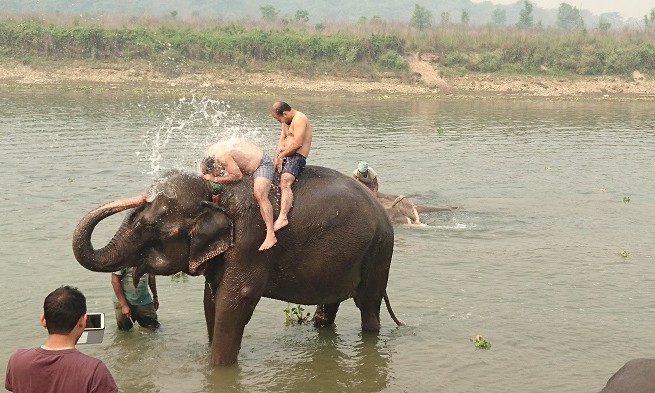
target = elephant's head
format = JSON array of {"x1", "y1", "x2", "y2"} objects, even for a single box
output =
[{"x1": 72, "y1": 170, "x2": 233, "y2": 282}]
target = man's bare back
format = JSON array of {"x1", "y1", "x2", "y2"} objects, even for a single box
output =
[
  {"x1": 206, "y1": 140, "x2": 264, "y2": 180},
  {"x1": 201, "y1": 139, "x2": 277, "y2": 251}
]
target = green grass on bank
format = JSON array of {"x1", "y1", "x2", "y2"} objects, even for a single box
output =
[{"x1": 0, "y1": 17, "x2": 653, "y2": 80}]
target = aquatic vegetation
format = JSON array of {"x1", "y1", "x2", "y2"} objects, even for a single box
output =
[
  {"x1": 472, "y1": 334, "x2": 491, "y2": 349},
  {"x1": 623, "y1": 196, "x2": 630, "y2": 203},
  {"x1": 620, "y1": 250, "x2": 630, "y2": 258},
  {"x1": 284, "y1": 303, "x2": 311, "y2": 325}
]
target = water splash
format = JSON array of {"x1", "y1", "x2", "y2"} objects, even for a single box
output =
[{"x1": 138, "y1": 95, "x2": 269, "y2": 179}]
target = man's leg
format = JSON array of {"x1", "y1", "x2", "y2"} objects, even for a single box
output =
[
  {"x1": 274, "y1": 172, "x2": 295, "y2": 231},
  {"x1": 113, "y1": 301, "x2": 134, "y2": 330},
  {"x1": 254, "y1": 177, "x2": 277, "y2": 250}
]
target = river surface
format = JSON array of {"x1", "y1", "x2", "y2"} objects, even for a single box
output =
[{"x1": 0, "y1": 91, "x2": 653, "y2": 393}]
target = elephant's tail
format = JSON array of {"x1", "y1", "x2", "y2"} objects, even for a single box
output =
[{"x1": 384, "y1": 291, "x2": 405, "y2": 326}]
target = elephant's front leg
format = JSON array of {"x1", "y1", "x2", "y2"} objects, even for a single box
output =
[
  {"x1": 313, "y1": 303, "x2": 341, "y2": 327},
  {"x1": 210, "y1": 269, "x2": 266, "y2": 366}
]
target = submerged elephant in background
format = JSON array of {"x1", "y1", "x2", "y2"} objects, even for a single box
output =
[
  {"x1": 376, "y1": 191, "x2": 456, "y2": 224},
  {"x1": 598, "y1": 358, "x2": 655, "y2": 393},
  {"x1": 73, "y1": 165, "x2": 403, "y2": 366}
]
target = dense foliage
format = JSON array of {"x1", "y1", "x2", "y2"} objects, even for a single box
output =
[{"x1": 0, "y1": 18, "x2": 653, "y2": 78}]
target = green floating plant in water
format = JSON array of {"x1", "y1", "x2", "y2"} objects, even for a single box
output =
[
  {"x1": 620, "y1": 250, "x2": 630, "y2": 258},
  {"x1": 171, "y1": 272, "x2": 189, "y2": 281},
  {"x1": 623, "y1": 196, "x2": 630, "y2": 203},
  {"x1": 284, "y1": 303, "x2": 311, "y2": 325},
  {"x1": 472, "y1": 335, "x2": 491, "y2": 349}
]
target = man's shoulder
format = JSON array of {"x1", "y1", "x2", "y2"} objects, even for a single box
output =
[
  {"x1": 368, "y1": 167, "x2": 378, "y2": 177},
  {"x1": 293, "y1": 111, "x2": 309, "y2": 123},
  {"x1": 8, "y1": 347, "x2": 91, "y2": 364},
  {"x1": 8, "y1": 347, "x2": 37, "y2": 360}
]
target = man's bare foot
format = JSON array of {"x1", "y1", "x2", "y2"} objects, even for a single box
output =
[
  {"x1": 273, "y1": 217, "x2": 288, "y2": 232},
  {"x1": 258, "y1": 235, "x2": 277, "y2": 251}
]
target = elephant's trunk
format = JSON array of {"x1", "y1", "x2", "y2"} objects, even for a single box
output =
[{"x1": 72, "y1": 194, "x2": 146, "y2": 272}]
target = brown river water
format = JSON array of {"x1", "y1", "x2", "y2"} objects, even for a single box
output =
[{"x1": 0, "y1": 91, "x2": 653, "y2": 392}]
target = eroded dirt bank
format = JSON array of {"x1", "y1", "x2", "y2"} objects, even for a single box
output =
[{"x1": 1, "y1": 60, "x2": 653, "y2": 100}]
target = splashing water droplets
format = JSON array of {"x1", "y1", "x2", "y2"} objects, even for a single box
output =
[{"x1": 139, "y1": 96, "x2": 267, "y2": 179}]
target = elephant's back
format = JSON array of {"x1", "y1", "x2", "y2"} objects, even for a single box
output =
[
  {"x1": 265, "y1": 165, "x2": 393, "y2": 304},
  {"x1": 288, "y1": 165, "x2": 393, "y2": 241},
  {"x1": 295, "y1": 165, "x2": 388, "y2": 217}
]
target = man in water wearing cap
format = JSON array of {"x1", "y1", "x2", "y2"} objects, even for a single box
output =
[
  {"x1": 200, "y1": 139, "x2": 277, "y2": 251},
  {"x1": 353, "y1": 161, "x2": 378, "y2": 195},
  {"x1": 271, "y1": 101, "x2": 313, "y2": 232}
]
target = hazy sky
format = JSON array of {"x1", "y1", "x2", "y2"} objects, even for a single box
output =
[{"x1": 471, "y1": 0, "x2": 650, "y2": 19}]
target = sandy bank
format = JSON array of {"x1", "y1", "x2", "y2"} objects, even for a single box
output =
[{"x1": 0, "y1": 59, "x2": 653, "y2": 100}]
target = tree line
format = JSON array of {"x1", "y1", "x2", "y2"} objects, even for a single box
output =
[{"x1": 2, "y1": 0, "x2": 651, "y2": 28}]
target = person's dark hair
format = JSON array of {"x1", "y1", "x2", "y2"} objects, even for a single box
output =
[
  {"x1": 273, "y1": 101, "x2": 291, "y2": 115},
  {"x1": 43, "y1": 286, "x2": 87, "y2": 334},
  {"x1": 201, "y1": 156, "x2": 215, "y2": 174}
]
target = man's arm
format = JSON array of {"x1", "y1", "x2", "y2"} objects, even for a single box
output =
[
  {"x1": 202, "y1": 155, "x2": 243, "y2": 183},
  {"x1": 277, "y1": 116, "x2": 308, "y2": 158},
  {"x1": 148, "y1": 274, "x2": 159, "y2": 311},
  {"x1": 90, "y1": 361, "x2": 118, "y2": 393},
  {"x1": 274, "y1": 125, "x2": 288, "y2": 172},
  {"x1": 275, "y1": 125, "x2": 286, "y2": 153},
  {"x1": 111, "y1": 273, "x2": 131, "y2": 317},
  {"x1": 372, "y1": 177, "x2": 379, "y2": 192}
]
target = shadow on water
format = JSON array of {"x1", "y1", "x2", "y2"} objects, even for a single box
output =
[
  {"x1": 202, "y1": 327, "x2": 393, "y2": 393},
  {"x1": 104, "y1": 328, "x2": 167, "y2": 392}
]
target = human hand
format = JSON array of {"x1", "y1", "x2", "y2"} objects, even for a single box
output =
[
  {"x1": 121, "y1": 304, "x2": 131, "y2": 318},
  {"x1": 274, "y1": 156, "x2": 283, "y2": 172}
]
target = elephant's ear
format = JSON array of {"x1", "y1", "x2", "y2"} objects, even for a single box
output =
[{"x1": 188, "y1": 202, "x2": 233, "y2": 274}]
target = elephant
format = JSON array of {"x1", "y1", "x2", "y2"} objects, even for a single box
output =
[
  {"x1": 72, "y1": 165, "x2": 403, "y2": 366},
  {"x1": 598, "y1": 358, "x2": 655, "y2": 393},
  {"x1": 376, "y1": 191, "x2": 456, "y2": 225}
]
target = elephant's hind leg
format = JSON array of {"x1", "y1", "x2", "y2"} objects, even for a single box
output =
[
  {"x1": 354, "y1": 245, "x2": 393, "y2": 332},
  {"x1": 313, "y1": 303, "x2": 341, "y2": 327},
  {"x1": 354, "y1": 293, "x2": 382, "y2": 331}
]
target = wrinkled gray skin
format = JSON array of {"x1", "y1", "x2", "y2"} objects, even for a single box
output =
[
  {"x1": 73, "y1": 166, "x2": 402, "y2": 366},
  {"x1": 598, "y1": 358, "x2": 655, "y2": 393},
  {"x1": 376, "y1": 192, "x2": 456, "y2": 224}
]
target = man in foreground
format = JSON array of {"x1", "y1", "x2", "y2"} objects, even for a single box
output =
[
  {"x1": 201, "y1": 139, "x2": 277, "y2": 250},
  {"x1": 271, "y1": 101, "x2": 313, "y2": 231},
  {"x1": 5, "y1": 286, "x2": 118, "y2": 393}
]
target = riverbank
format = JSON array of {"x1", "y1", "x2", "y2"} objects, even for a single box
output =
[{"x1": 1, "y1": 59, "x2": 653, "y2": 100}]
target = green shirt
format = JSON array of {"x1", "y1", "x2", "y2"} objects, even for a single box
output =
[{"x1": 112, "y1": 268, "x2": 153, "y2": 306}]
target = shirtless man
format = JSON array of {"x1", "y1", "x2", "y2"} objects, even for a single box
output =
[
  {"x1": 271, "y1": 101, "x2": 313, "y2": 231},
  {"x1": 200, "y1": 139, "x2": 277, "y2": 251}
]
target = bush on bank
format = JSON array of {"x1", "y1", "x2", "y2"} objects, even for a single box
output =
[{"x1": 0, "y1": 18, "x2": 653, "y2": 78}]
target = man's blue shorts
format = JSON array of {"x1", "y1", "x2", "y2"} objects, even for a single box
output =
[
  {"x1": 253, "y1": 153, "x2": 275, "y2": 181},
  {"x1": 282, "y1": 153, "x2": 306, "y2": 178}
]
